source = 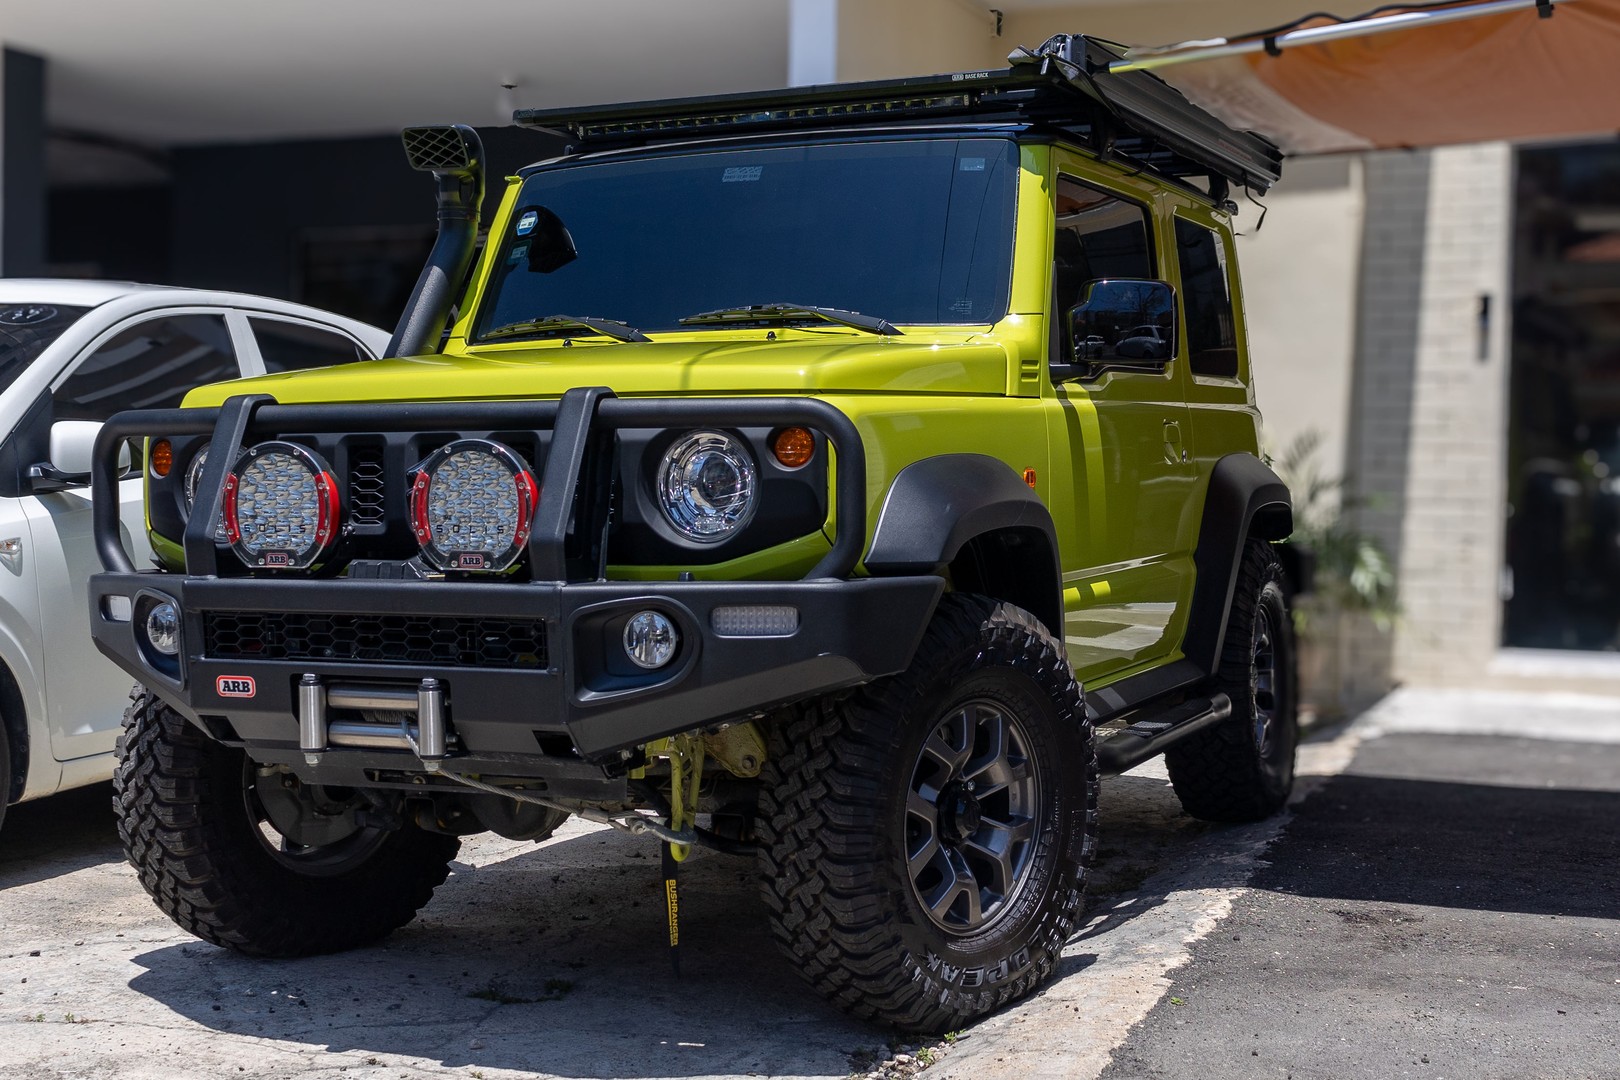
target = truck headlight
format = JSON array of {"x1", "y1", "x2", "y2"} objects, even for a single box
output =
[
  {"x1": 409, "y1": 439, "x2": 538, "y2": 572},
  {"x1": 224, "y1": 441, "x2": 341, "y2": 570},
  {"x1": 656, "y1": 430, "x2": 757, "y2": 543}
]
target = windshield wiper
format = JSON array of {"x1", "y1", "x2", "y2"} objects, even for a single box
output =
[
  {"x1": 482, "y1": 314, "x2": 651, "y2": 343},
  {"x1": 677, "y1": 303, "x2": 902, "y2": 336}
]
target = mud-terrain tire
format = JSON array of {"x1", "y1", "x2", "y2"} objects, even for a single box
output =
[
  {"x1": 1165, "y1": 539, "x2": 1298, "y2": 822},
  {"x1": 114, "y1": 687, "x2": 460, "y2": 956},
  {"x1": 757, "y1": 594, "x2": 1097, "y2": 1032}
]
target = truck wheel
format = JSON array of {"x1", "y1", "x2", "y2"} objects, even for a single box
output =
[
  {"x1": 1166, "y1": 539, "x2": 1299, "y2": 822},
  {"x1": 113, "y1": 687, "x2": 459, "y2": 956},
  {"x1": 0, "y1": 721, "x2": 9, "y2": 835},
  {"x1": 757, "y1": 594, "x2": 1096, "y2": 1032}
]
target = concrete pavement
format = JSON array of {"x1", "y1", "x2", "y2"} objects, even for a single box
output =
[{"x1": 2, "y1": 688, "x2": 1616, "y2": 1078}]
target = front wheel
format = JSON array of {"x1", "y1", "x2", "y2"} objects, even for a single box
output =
[
  {"x1": 0, "y1": 719, "x2": 10, "y2": 836},
  {"x1": 757, "y1": 595, "x2": 1097, "y2": 1032},
  {"x1": 114, "y1": 687, "x2": 460, "y2": 956}
]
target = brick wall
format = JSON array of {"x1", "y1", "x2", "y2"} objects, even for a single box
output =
[{"x1": 1347, "y1": 144, "x2": 1513, "y2": 693}]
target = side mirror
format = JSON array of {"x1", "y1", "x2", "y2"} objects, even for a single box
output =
[
  {"x1": 1062, "y1": 279, "x2": 1176, "y2": 376},
  {"x1": 514, "y1": 205, "x2": 578, "y2": 274},
  {"x1": 29, "y1": 421, "x2": 130, "y2": 493}
]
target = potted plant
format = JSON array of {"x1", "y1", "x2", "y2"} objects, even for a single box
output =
[{"x1": 1274, "y1": 430, "x2": 1399, "y2": 717}]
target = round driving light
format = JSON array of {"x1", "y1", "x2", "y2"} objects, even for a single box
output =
[
  {"x1": 145, "y1": 602, "x2": 181, "y2": 656},
  {"x1": 770, "y1": 426, "x2": 815, "y2": 469},
  {"x1": 183, "y1": 444, "x2": 228, "y2": 543},
  {"x1": 150, "y1": 439, "x2": 173, "y2": 478},
  {"x1": 623, "y1": 610, "x2": 678, "y2": 670},
  {"x1": 656, "y1": 430, "x2": 758, "y2": 543},
  {"x1": 223, "y1": 441, "x2": 341, "y2": 570},
  {"x1": 409, "y1": 439, "x2": 538, "y2": 572}
]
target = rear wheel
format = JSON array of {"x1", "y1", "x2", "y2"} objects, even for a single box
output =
[
  {"x1": 114, "y1": 687, "x2": 459, "y2": 955},
  {"x1": 1166, "y1": 539, "x2": 1299, "y2": 822},
  {"x1": 758, "y1": 595, "x2": 1096, "y2": 1032}
]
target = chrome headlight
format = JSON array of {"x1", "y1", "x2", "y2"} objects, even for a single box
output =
[
  {"x1": 182, "y1": 443, "x2": 228, "y2": 543},
  {"x1": 656, "y1": 430, "x2": 758, "y2": 544},
  {"x1": 224, "y1": 442, "x2": 341, "y2": 570},
  {"x1": 409, "y1": 439, "x2": 538, "y2": 572}
]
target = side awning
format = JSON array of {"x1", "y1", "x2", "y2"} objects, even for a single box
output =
[{"x1": 1106, "y1": 0, "x2": 1620, "y2": 155}]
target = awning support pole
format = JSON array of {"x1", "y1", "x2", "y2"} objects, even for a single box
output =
[{"x1": 1110, "y1": 0, "x2": 1571, "y2": 74}]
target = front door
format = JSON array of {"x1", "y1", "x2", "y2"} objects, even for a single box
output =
[
  {"x1": 23, "y1": 312, "x2": 242, "y2": 762},
  {"x1": 1047, "y1": 168, "x2": 1199, "y2": 683}
]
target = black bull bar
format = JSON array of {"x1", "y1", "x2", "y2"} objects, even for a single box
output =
[
  {"x1": 91, "y1": 386, "x2": 867, "y2": 580},
  {"x1": 85, "y1": 387, "x2": 958, "y2": 767}
]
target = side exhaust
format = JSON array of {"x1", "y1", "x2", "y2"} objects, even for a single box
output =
[{"x1": 386, "y1": 124, "x2": 485, "y2": 358}]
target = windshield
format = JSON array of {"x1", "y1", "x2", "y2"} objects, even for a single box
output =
[
  {"x1": 475, "y1": 137, "x2": 1020, "y2": 338},
  {"x1": 0, "y1": 303, "x2": 91, "y2": 395}
]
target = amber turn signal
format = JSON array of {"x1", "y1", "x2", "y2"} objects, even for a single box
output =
[
  {"x1": 770, "y1": 426, "x2": 815, "y2": 469},
  {"x1": 150, "y1": 439, "x2": 174, "y2": 478},
  {"x1": 1023, "y1": 467, "x2": 1038, "y2": 488}
]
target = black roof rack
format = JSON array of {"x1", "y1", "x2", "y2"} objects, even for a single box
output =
[{"x1": 513, "y1": 35, "x2": 1283, "y2": 194}]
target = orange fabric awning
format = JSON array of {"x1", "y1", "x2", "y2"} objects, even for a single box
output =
[{"x1": 1138, "y1": 0, "x2": 1620, "y2": 154}]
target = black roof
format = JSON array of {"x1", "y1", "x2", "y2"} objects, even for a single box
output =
[{"x1": 513, "y1": 35, "x2": 1283, "y2": 194}]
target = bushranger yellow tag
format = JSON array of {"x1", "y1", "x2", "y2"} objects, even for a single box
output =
[{"x1": 662, "y1": 842, "x2": 681, "y2": 976}]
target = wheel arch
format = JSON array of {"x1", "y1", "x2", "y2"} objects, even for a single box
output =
[
  {"x1": 0, "y1": 657, "x2": 28, "y2": 807},
  {"x1": 1183, "y1": 453, "x2": 1293, "y2": 675},
  {"x1": 864, "y1": 454, "x2": 1063, "y2": 637}
]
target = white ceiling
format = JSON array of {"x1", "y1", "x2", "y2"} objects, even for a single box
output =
[
  {"x1": 2, "y1": 0, "x2": 792, "y2": 146},
  {"x1": 2, "y1": 0, "x2": 1283, "y2": 156}
]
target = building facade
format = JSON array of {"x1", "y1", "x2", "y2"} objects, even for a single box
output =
[{"x1": 2, "y1": 0, "x2": 1615, "y2": 702}]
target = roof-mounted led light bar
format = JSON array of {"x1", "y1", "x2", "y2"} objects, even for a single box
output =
[{"x1": 513, "y1": 41, "x2": 1283, "y2": 193}]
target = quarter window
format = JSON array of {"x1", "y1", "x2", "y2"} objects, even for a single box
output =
[
  {"x1": 54, "y1": 314, "x2": 238, "y2": 421},
  {"x1": 1175, "y1": 218, "x2": 1239, "y2": 377},
  {"x1": 251, "y1": 318, "x2": 368, "y2": 373}
]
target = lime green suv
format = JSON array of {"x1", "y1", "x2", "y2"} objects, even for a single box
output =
[{"x1": 87, "y1": 35, "x2": 1302, "y2": 1031}]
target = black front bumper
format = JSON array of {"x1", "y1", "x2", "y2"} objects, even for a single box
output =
[
  {"x1": 91, "y1": 572, "x2": 942, "y2": 779},
  {"x1": 88, "y1": 387, "x2": 942, "y2": 789}
]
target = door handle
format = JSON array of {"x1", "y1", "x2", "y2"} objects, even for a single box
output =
[{"x1": 1162, "y1": 420, "x2": 1187, "y2": 466}]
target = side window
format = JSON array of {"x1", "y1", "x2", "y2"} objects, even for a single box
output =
[
  {"x1": 251, "y1": 318, "x2": 368, "y2": 373},
  {"x1": 1175, "y1": 218, "x2": 1239, "y2": 378},
  {"x1": 1054, "y1": 177, "x2": 1155, "y2": 361},
  {"x1": 54, "y1": 314, "x2": 238, "y2": 421}
]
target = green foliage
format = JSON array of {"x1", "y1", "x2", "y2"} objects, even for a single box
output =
[{"x1": 1274, "y1": 430, "x2": 1398, "y2": 633}]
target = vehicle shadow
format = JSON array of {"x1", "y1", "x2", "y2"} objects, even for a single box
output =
[
  {"x1": 127, "y1": 826, "x2": 878, "y2": 1079},
  {"x1": 1067, "y1": 716, "x2": 1361, "y2": 958},
  {"x1": 119, "y1": 719, "x2": 1387, "y2": 1077},
  {"x1": 0, "y1": 783, "x2": 123, "y2": 888},
  {"x1": 1247, "y1": 736, "x2": 1620, "y2": 919}
]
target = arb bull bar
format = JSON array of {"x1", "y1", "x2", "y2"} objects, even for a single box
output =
[{"x1": 86, "y1": 387, "x2": 943, "y2": 785}]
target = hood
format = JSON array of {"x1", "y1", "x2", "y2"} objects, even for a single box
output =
[{"x1": 185, "y1": 332, "x2": 1009, "y2": 407}]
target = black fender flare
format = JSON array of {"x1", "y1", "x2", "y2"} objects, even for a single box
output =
[
  {"x1": 864, "y1": 454, "x2": 1063, "y2": 635},
  {"x1": 1183, "y1": 453, "x2": 1293, "y2": 675}
]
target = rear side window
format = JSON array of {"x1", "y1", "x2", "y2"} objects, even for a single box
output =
[
  {"x1": 55, "y1": 314, "x2": 238, "y2": 420},
  {"x1": 1175, "y1": 218, "x2": 1239, "y2": 377},
  {"x1": 252, "y1": 318, "x2": 367, "y2": 373}
]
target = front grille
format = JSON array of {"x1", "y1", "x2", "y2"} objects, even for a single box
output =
[
  {"x1": 204, "y1": 612, "x2": 548, "y2": 669},
  {"x1": 349, "y1": 448, "x2": 386, "y2": 526}
]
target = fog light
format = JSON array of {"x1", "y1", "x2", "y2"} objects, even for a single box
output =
[
  {"x1": 623, "y1": 610, "x2": 678, "y2": 670},
  {"x1": 145, "y1": 602, "x2": 181, "y2": 656},
  {"x1": 711, "y1": 605, "x2": 799, "y2": 637}
]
